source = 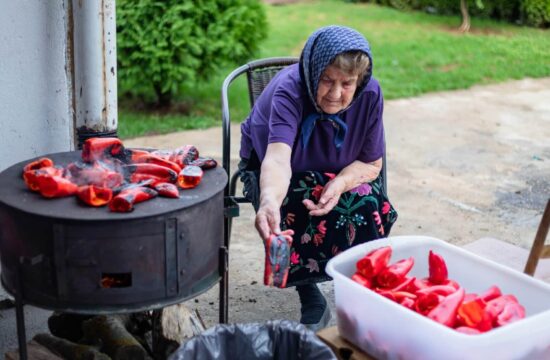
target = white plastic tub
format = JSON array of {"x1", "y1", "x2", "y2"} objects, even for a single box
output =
[{"x1": 325, "y1": 236, "x2": 550, "y2": 360}]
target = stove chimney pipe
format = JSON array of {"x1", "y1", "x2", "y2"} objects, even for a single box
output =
[{"x1": 70, "y1": 0, "x2": 118, "y2": 148}]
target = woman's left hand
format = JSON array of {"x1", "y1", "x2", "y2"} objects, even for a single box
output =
[{"x1": 302, "y1": 177, "x2": 347, "y2": 216}]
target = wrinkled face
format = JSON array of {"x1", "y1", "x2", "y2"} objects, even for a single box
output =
[{"x1": 316, "y1": 65, "x2": 358, "y2": 114}]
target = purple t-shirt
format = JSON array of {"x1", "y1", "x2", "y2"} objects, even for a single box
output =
[{"x1": 240, "y1": 64, "x2": 385, "y2": 173}]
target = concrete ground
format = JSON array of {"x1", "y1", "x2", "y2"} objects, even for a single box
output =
[{"x1": 1, "y1": 77, "x2": 549, "y2": 354}]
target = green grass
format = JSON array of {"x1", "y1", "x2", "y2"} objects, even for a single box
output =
[{"x1": 118, "y1": 0, "x2": 550, "y2": 139}]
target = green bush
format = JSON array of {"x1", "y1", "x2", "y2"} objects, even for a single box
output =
[
  {"x1": 522, "y1": 0, "x2": 550, "y2": 26},
  {"x1": 117, "y1": 0, "x2": 267, "y2": 107}
]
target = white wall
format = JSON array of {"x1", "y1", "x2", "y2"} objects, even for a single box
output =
[{"x1": 0, "y1": 0, "x2": 74, "y2": 171}]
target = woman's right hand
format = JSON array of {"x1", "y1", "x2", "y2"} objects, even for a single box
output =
[{"x1": 255, "y1": 201, "x2": 281, "y2": 242}]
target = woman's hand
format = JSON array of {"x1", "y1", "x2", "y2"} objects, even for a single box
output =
[
  {"x1": 303, "y1": 158, "x2": 382, "y2": 216},
  {"x1": 303, "y1": 177, "x2": 347, "y2": 216},
  {"x1": 255, "y1": 142, "x2": 292, "y2": 242},
  {"x1": 255, "y1": 200, "x2": 282, "y2": 242}
]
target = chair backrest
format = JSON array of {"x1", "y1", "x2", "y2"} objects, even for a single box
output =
[{"x1": 221, "y1": 57, "x2": 299, "y2": 189}]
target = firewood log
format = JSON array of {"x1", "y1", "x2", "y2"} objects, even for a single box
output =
[
  {"x1": 5, "y1": 339, "x2": 64, "y2": 360},
  {"x1": 33, "y1": 333, "x2": 109, "y2": 360},
  {"x1": 151, "y1": 304, "x2": 206, "y2": 359},
  {"x1": 82, "y1": 315, "x2": 152, "y2": 360},
  {"x1": 48, "y1": 312, "x2": 94, "y2": 343}
]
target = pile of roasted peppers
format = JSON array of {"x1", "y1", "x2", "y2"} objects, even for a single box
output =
[
  {"x1": 351, "y1": 246, "x2": 526, "y2": 334},
  {"x1": 22, "y1": 137, "x2": 217, "y2": 212}
]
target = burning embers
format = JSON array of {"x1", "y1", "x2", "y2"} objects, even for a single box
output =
[{"x1": 21, "y1": 137, "x2": 216, "y2": 212}]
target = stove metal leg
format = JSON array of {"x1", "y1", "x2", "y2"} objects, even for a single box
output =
[
  {"x1": 14, "y1": 267, "x2": 28, "y2": 360},
  {"x1": 219, "y1": 246, "x2": 228, "y2": 324}
]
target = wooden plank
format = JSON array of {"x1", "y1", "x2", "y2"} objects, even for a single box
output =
[{"x1": 317, "y1": 326, "x2": 375, "y2": 360}]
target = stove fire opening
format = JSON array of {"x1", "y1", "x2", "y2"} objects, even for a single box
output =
[{"x1": 101, "y1": 272, "x2": 132, "y2": 288}]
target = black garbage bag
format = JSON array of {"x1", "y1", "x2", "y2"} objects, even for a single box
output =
[{"x1": 169, "y1": 319, "x2": 336, "y2": 360}]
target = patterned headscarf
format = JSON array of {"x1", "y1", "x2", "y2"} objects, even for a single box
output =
[{"x1": 299, "y1": 25, "x2": 373, "y2": 149}]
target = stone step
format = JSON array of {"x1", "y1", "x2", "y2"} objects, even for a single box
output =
[{"x1": 463, "y1": 237, "x2": 550, "y2": 283}]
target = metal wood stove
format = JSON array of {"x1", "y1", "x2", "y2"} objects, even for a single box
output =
[{"x1": 0, "y1": 150, "x2": 228, "y2": 359}]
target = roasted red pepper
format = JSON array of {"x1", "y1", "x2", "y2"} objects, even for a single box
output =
[
  {"x1": 427, "y1": 287, "x2": 465, "y2": 327},
  {"x1": 496, "y1": 302, "x2": 525, "y2": 327},
  {"x1": 415, "y1": 292, "x2": 443, "y2": 315},
  {"x1": 124, "y1": 148, "x2": 151, "y2": 163},
  {"x1": 416, "y1": 285, "x2": 457, "y2": 297},
  {"x1": 457, "y1": 298, "x2": 493, "y2": 332},
  {"x1": 264, "y1": 230, "x2": 294, "y2": 288},
  {"x1": 37, "y1": 175, "x2": 78, "y2": 198},
  {"x1": 428, "y1": 250, "x2": 448, "y2": 285},
  {"x1": 455, "y1": 326, "x2": 482, "y2": 335},
  {"x1": 129, "y1": 173, "x2": 166, "y2": 186},
  {"x1": 133, "y1": 154, "x2": 182, "y2": 174},
  {"x1": 351, "y1": 273, "x2": 372, "y2": 288},
  {"x1": 108, "y1": 186, "x2": 158, "y2": 212},
  {"x1": 189, "y1": 157, "x2": 218, "y2": 170},
  {"x1": 356, "y1": 246, "x2": 392, "y2": 279},
  {"x1": 23, "y1": 157, "x2": 54, "y2": 173},
  {"x1": 123, "y1": 163, "x2": 178, "y2": 183},
  {"x1": 376, "y1": 257, "x2": 414, "y2": 288},
  {"x1": 153, "y1": 182, "x2": 179, "y2": 198},
  {"x1": 169, "y1": 145, "x2": 199, "y2": 168},
  {"x1": 23, "y1": 167, "x2": 64, "y2": 191},
  {"x1": 82, "y1": 137, "x2": 124, "y2": 162},
  {"x1": 66, "y1": 161, "x2": 123, "y2": 188},
  {"x1": 479, "y1": 285, "x2": 502, "y2": 302},
  {"x1": 177, "y1": 165, "x2": 203, "y2": 189},
  {"x1": 77, "y1": 185, "x2": 113, "y2": 207}
]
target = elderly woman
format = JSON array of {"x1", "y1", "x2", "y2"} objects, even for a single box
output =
[{"x1": 239, "y1": 25, "x2": 398, "y2": 330}]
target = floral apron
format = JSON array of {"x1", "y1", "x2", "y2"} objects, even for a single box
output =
[{"x1": 279, "y1": 171, "x2": 397, "y2": 287}]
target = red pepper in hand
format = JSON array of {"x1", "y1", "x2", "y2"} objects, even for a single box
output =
[
  {"x1": 77, "y1": 185, "x2": 113, "y2": 207},
  {"x1": 428, "y1": 250, "x2": 448, "y2": 285},
  {"x1": 153, "y1": 182, "x2": 179, "y2": 198},
  {"x1": 23, "y1": 157, "x2": 54, "y2": 173},
  {"x1": 264, "y1": 230, "x2": 294, "y2": 288},
  {"x1": 82, "y1": 137, "x2": 124, "y2": 162},
  {"x1": 109, "y1": 186, "x2": 158, "y2": 212},
  {"x1": 37, "y1": 175, "x2": 78, "y2": 198},
  {"x1": 427, "y1": 287, "x2": 465, "y2": 327},
  {"x1": 356, "y1": 246, "x2": 392, "y2": 279},
  {"x1": 376, "y1": 257, "x2": 414, "y2": 288}
]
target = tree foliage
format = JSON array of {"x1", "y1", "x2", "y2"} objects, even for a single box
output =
[
  {"x1": 356, "y1": 0, "x2": 550, "y2": 28},
  {"x1": 117, "y1": 0, "x2": 268, "y2": 107}
]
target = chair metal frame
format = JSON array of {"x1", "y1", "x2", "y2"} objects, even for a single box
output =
[{"x1": 219, "y1": 57, "x2": 299, "y2": 323}]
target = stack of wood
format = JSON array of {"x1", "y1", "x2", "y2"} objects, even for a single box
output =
[{"x1": 5, "y1": 304, "x2": 205, "y2": 360}]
